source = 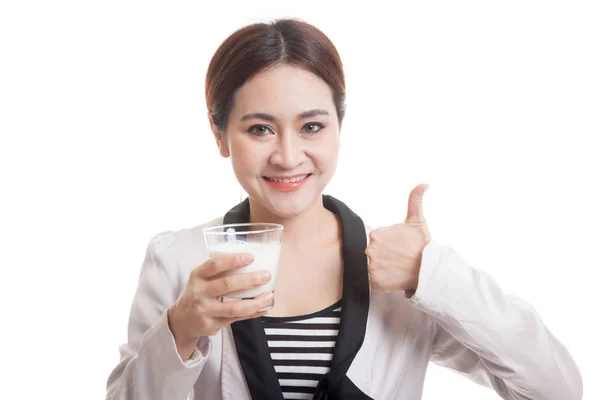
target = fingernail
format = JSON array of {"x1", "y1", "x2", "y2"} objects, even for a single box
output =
[
  {"x1": 242, "y1": 254, "x2": 254, "y2": 263},
  {"x1": 261, "y1": 271, "x2": 271, "y2": 282},
  {"x1": 265, "y1": 292, "x2": 274, "y2": 302}
]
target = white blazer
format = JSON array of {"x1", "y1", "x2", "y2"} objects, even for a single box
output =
[{"x1": 106, "y1": 196, "x2": 582, "y2": 399}]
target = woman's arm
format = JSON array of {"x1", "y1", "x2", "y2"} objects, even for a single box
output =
[
  {"x1": 105, "y1": 232, "x2": 211, "y2": 400},
  {"x1": 409, "y1": 240, "x2": 583, "y2": 400}
]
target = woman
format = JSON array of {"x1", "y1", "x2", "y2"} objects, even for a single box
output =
[{"x1": 106, "y1": 18, "x2": 582, "y2": 400}]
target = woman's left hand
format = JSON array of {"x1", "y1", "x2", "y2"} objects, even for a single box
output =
[{"x1": 366, "y1": 184, "x2": 432, "y2": 293}]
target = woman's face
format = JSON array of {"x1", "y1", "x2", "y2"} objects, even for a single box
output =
[{"x1": 218, "y1": 64, "x2": 340, "y2": 219}]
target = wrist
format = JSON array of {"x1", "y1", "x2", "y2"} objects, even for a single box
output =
[
  {"x1": 404, "y1": 267, "x2": 420, "y2": 297},
  {"x1": 167, "y1": 306, "x2": 199, "y2": 360}
]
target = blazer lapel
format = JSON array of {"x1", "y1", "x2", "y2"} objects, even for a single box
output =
[
  {"x1": 313, "y1": 195, "x2": 372, "y2": 399},
  {"x1": 223, "y1": 199, "x2": 284, "y2": 400}
]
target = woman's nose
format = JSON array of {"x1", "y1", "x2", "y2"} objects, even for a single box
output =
[{"x1": 269, "y1": 132, "x2": 306, "y2": 170}]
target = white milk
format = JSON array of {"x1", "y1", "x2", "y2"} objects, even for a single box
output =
[{"x1": 208, "y1": 241, "x2": 281, "y2": 298}]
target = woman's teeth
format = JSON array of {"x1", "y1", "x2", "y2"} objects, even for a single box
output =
[{"x1": 266, "y1": 175, "x2": 308, "y2": 183}]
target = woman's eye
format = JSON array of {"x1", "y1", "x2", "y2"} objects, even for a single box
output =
[
  {"x1": 248, "y1": 122, "x2": 324, "y2": 136},
  {"x1": 247, "y1": 125, "x2": 272, "y2": 136},
  {"x1": 302, "y1": 122, "x2": 325, "y2": 134}
]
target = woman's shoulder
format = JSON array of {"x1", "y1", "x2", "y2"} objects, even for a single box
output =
[
  {"x1": 169, "y1": 215, "x2": 225, "y2": 248},
  {"x1": 144, "y1": 216, "x2": 226, "y2": 272}
]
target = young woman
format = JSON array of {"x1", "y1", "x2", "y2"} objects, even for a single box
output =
[{"x1": 106, "y1": 18, "x2": 582, "y2": 400}]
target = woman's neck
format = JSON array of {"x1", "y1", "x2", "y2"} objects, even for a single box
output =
[{"x1": 248, "y1": 196, "x2": 338, "y2": 247}]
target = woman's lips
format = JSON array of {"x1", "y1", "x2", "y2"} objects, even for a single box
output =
[{"x1": 263, "y1": 174, "x2": 311, "y2": 192}]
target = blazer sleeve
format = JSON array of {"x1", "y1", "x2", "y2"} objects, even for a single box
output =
[
  {"x1": 106, "y1": 232, "x2": 212, "y2": 400},
  {"x1": 406, "y1": 240, "x2": 583, "y2": 400}
]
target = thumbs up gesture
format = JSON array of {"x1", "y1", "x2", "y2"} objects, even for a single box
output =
[{"x1": 365, "y1": 184, "x2": 432, "y2": 293}]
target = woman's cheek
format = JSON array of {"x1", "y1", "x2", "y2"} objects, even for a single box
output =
[{"x1": 230, "y1": 141, "x2": 266, "y2": 175}]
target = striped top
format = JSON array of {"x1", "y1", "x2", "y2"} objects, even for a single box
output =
[{"x1": 261, "y1": 300, "x2": 342, "y2": 400}]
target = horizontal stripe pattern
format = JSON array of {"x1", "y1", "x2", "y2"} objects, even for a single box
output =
[
  {"x1": 261, "y1": 301, "x2": 342, "y2": 399},
  {"x1": 271, "y1": 352, "x2": 333, "y2": 361}
]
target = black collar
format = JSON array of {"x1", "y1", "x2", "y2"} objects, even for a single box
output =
[{"x1": 224, "y1": 195, "x2": 373, "y2": 400}]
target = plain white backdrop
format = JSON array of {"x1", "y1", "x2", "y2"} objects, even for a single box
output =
[{"x1": 1, "y1": 1, "x2": 598, "y2": 398}]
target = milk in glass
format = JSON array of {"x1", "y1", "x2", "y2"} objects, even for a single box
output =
[{"x1": 208, "y1": 241, "x2": 281, "y2": 298}]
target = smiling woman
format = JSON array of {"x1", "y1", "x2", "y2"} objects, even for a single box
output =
[
  {"x1": 105, "y1": 18, "x2": 583, "y2": 400},
  {"x1": 205, "y1": 20, "x2": 346, "y2": 220},
  {"x1": 215, "y1": 64, "x2": 341, "y2": 219}
]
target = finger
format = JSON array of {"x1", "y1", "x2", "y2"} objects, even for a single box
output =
[
  {"x1": 216, "y1": 310, "x2": 269, "y2": 327},
  {"x1": 405, "y1": 184, "x2": 429, "y2": 224},
  {"x1": 206, "y1": 270, "x2": 272, "y2": 297},
  {"x1": 217, "y1": 306, "x2": 271, "y2": 326},
  {"x1": 194, "y1": 253, "x2": 254, "y2": 279},
  {"x1": 215, "y1": 291, "x2": 274, "y2": 319}
]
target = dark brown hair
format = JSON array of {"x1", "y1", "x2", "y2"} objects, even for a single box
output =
[{"x1": 205, "y1": 18, "x2": 346, "y2": 134}]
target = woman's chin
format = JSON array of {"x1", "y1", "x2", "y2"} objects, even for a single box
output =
[
  {"x1": 270, "y1": 198, "x2": 314, "y2": 219},
  {"x1": 253, "y1": 191, "x2": 321, "y2": 220}
]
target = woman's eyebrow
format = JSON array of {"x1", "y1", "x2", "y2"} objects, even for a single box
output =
[
  {"x1": 241, "y1": 112, "x2": 275, "y2": 122},
  {"x1": 240, "y1": 109, "x2": 329, "y2": 122},
  {"x1": 297, "y1": 109, "x2": 329, "y2": 119}
]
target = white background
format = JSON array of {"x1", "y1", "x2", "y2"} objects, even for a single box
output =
[{"x1": 1, "y1": 1, "x2": 598, "y2": 399}]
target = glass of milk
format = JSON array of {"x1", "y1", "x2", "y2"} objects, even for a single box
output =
[{"x1": 203, "y1": 223, "x2": 283, "y2": 309}]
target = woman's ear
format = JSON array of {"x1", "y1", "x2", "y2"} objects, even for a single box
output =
[
  {"x1": 214, "y1": 132, "x2": 230, "y2": 158},
  {"x1": 209, "y1": 117, "x2": 230, "y2": 158}
]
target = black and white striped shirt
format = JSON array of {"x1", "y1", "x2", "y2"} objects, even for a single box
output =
[{"x1": 261, "y1": 301, "x2": 342, "y2": 400}]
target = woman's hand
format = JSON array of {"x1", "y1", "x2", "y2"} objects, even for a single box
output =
[
  {"x1": 167, "y1": 253, "x2": 273, "y2": 360},
  {"x1": 366, "y1": 184, "x2": 432, "y2": 294}
]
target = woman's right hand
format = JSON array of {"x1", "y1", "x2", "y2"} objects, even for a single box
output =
[{"x1": 167, "y1": 252, "x2": 273, "y2": 360}]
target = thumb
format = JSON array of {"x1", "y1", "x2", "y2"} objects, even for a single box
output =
[{"x1": 405, "y1": 184, "x2": 429, "y2": 224}]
